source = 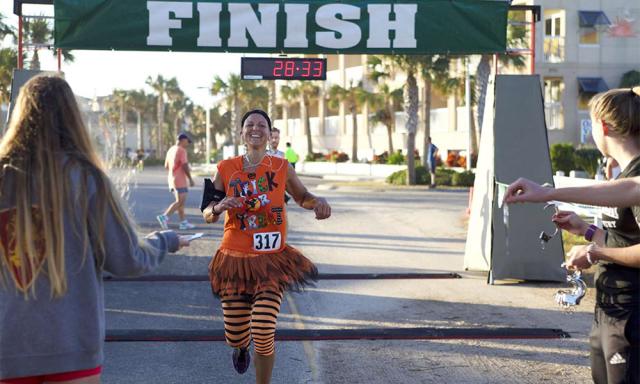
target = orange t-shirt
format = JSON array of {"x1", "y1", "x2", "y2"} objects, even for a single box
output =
[
  {"x1": 165, "y1": 145, "x2": 188, "y2": 189},
  {"x1": 218, "y1": 155, "x2": 289, "y2": 254}
]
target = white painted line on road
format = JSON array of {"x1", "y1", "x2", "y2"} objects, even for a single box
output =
[{"x1": 285, "y1": 293, "x2": 320, "y2": 383}]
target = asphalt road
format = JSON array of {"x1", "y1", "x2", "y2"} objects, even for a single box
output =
[{"x1": 102, "y1": 166, "x2": 593, "y2": 383}]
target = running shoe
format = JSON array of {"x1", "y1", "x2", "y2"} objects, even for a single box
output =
[
  {"x1": 179, "y1": 220, "x2": 196, "y2": 230},
  {"x1": 156, "y1": 214, "x2": 169, "y2": 230},
  {"x1": 232, "y1": 347, "x2": 250, "y2": 374}
]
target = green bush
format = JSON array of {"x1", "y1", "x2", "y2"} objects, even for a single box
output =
[
  {"x1": 386, "y1": 166, "x2": 430, "y2": 185},
  {"x1": 142, "y1": 157, "x2": 165, "y2": 167},
  {"x1": 328, "y1": 151, "x2": 349, "y2": 163},
  {"x1": 434, "y1": 167, "x2": 453, "y2": 186},
  {"x1": 305, "y1": 152, "x2": 326, "y2": 162},
  {"x1": 574, "y1": 148, "x2": 601, "y2": 178},
  {"x1": 415, "y1": 166, "x2": 430, "y2": 185},
  {"x1": 452, "y1": 170, "x2": 475, "y2": 187},
  {"x1": 387, "y1": 151, "x2": 405, "y2": 165},
  {"x1": 386, "y1": 166, "x2": 474, "y2": 187},
  {"x1": 550, "y1": 143, "x2": 575, "y2": 174},
  {"x1": 620, "y1": 70, "x2": 640, "y2": 88},
  {"x1": 386, "y1": 169, "x2": 407, "y2": 185}
]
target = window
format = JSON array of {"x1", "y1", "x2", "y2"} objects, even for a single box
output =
[
  {"x1": 577, "y1": 77, "x2": 609, "y2": 110},
  {"x1": 580, "y1": 27, "x2": 599, "y2": 44},
  {"x1": 544, "y1": 78, "x2": 564, "y2": 130},
  {"x1": 578, "y1": 11, "x2": 611, "y2": 45},
  {"x1": 543, "y1": 11, "x2": 565, "y2": 63}
]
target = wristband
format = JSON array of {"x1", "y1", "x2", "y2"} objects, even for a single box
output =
[
  {"x1": 584, "y1": 224, "x2": 598, "y2": 242},
  {"x1": 200, "y1": 178, "x2": 226, "y2": 213}
]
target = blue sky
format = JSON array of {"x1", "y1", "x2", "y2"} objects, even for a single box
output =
[{"x1": 1, "y1": 3, "x2": 242, "y2": 107}]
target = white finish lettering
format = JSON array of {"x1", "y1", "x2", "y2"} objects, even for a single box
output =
[
  {"x1": 147, "y1": 1, "x2": 192, "y2": 46},
  {"x1": 315, "y1": 4, "x2": 361, "y2": 49},
  {"x1": 367, "y1": 4, "x2": 417, "y2": 48},
  {"x1": 228, "y1": 3, "x2": 279, "y2": 47},
  {"x1": 284, "y1": 4, "x2": 310, "y2": 48},
  {"x1": 197, "y1": 3, "x2": 222, "y2": 47}
]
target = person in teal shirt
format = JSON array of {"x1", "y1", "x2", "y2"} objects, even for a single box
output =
[{"x1": 285, "y1": 142, "x2": 299, "y2": 169}]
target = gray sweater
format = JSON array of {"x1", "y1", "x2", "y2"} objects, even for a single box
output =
[{"x1": 0, "y1": 165, "x2": 179, "y2": 379}]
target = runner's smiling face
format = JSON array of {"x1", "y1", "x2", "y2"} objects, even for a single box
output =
[{"x1": 242, "y1": 113, "x2": 270, "y2": 150}]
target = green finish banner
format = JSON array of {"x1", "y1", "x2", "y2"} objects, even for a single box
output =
[{"x1": 54, "y1": 0, "x2": 508, "y2": 54}]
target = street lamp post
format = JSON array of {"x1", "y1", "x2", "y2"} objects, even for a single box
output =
[
  {"x1": 205, "y1": 106, "x2": 211, "y2": 164},
  {"x1": 465, "y1": 57, "x2": 472, "y2": 171},
  {"x1": 197, "y1": 86, "x2": 213, "y2": 164}
]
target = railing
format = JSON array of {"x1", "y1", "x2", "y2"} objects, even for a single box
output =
[
  {"x1": 543, "y1": 36, "x2": 565, "y2": 63},
  {"x1": 544, "y1": 102, "x2": 564, "y2": 130}
]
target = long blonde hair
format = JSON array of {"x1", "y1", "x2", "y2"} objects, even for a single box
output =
[{"x1": 0, "y1": 75, "x2": 132, "y2": 297}]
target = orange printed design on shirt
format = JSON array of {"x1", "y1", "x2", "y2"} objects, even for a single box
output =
[
  {"x1": 218, "y1": 156, "x2": 288, "y2": 254},
  {"x1": 0, "y1": 207, "x2": 47, "y2": 291}
]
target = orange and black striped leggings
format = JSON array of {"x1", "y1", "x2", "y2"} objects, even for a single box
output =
[{"x1": 221, "y1": 290, "x2": 283, "y2": 356}]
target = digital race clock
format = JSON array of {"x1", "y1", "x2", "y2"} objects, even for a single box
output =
[{"x1": 241, "y1": 57, "x2": 327, "y2": 81}]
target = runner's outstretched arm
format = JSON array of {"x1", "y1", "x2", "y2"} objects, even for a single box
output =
[{"x1": 285, "y1": 164, "x2": 331, "y2": 220}]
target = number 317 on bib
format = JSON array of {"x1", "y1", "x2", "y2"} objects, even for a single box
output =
[{"x1": 253, "y1": 232, "x2": 281, "y2": 251}]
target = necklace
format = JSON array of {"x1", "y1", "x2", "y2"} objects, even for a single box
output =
[{"x1": 244, "y1": 152, "x2": 266, "y2": 168}]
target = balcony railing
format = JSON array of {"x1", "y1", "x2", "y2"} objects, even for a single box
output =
[
  {"x1": 545, "y1": 102, "x2": 564, "y2": 130},
  {"x1": 543, "y1": 36, "x2": 565, "y2": 63}
]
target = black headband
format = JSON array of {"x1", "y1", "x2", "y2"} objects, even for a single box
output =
[{"x1": 241, "y1": 109, "x2": 272, "y2": 131}]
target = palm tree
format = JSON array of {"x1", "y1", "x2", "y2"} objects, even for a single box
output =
[
  {"x1": 376, "y1": 55, "x2": 421, "y2": 184},
  {"x1": 166, "y1": 85, "x2": 189, "y2": 139},
  {"x1": 279, "y1": 84, "x2": 297, "y2": 135},
  {"x1": 417, "y1": 56, "x2": 452, "y2": 168},
  {"x1": 372, "y1": 55, "x2": 451, "y2": 168},
  {"x1": 328, "y1": 82, "x2": 372, "y2": 162},
  {"x1": 0, "y1": 12, "x2": 15, "y2": 40},
  {"x1": 24, "y1": 17, "x2": 74, "y2": 70},
  {"x1": 0, "y1": 48, "x2": 18, "y2": 105},
  {"x1": 267, "y1": 80, "x2": 277, "y2": 119},
  {"x1": 475, "y1": 10, "x2": 527, "y2": 134},
  {"x1": 283, "y1": 81, "x2": 320, "y2": 155},
  {"x1": 126, "y1": 90, "x2": 153, "y2": 152},
  {"x1": 108, "y1": 89, "x2": 128, "y2": 158},
  {"x1": 368, "y1": 83, "x2": 403, "y2": 154},
  {"x1": 210, "y1": 106, "x2": 231, "y2": 150},
  {"x1": 146, "y1": 75, "x2": 177, "y2": 156},
  {"x1": 211, "y1": 74, "x2": 242, "y2": 154},
  {"x1": 101, "y1": 92, "x2": 126, "y2": 161},
  {"x1": 211, "y1": 74, "x2": 268, "y2": 154}
]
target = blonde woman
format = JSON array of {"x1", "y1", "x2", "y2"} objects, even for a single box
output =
[
  {"x1": 0, "y1": 75, "x2": 188, "y2": 383},
  {"x1": 506, "y1": 87, "x2": 640, "y2": 384}
]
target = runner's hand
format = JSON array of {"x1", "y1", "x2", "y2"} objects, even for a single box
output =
[
  {"x1": 190, "y1": 178, "x2": 195, "y2": 187},
  {"x1": 313, "y1": 197, "x2": 331, "y2": 220},
  {"x1": 552, "y1": 211, "x2": 589, "y2": 236},
  {"x1": 215, "y1": 196, "x2": 245, "y2": 212},
  {"x1": 504, "y1": 178, "x2": 553, "y2": 204}
]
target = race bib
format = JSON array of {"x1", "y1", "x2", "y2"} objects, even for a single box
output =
[{"x1": 253, "y1": 232, "x2": 281, "y2": 252}]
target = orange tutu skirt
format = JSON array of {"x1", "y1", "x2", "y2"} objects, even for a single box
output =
[{"x1": 209, "y1": 244, "x2": 318, "y2": 297}]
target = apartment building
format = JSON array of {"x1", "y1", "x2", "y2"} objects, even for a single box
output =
[
  {"x1": 272, "y1": 54, "x2": 464, "y2": 162},
  {"x1": 516, "y1": 0, "x2": 640, "y2": 145},
  {"x1": 273, "y1": 2, "x2": 639, "y2": 160}
]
